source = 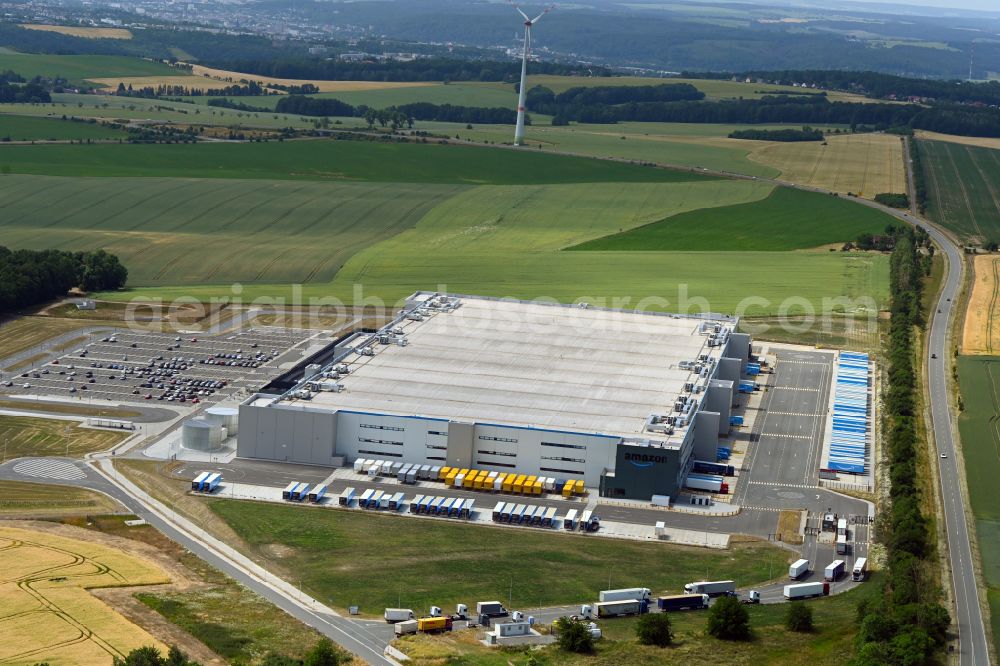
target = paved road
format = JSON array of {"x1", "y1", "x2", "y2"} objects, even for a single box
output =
[
  {"x1": 898, "y1": 136, "x2": 989, "y2": 663},
  {"x1": 0, "y1": 457, "x2": 397, "y2": 665},
  {"x1": 921, "y1": 217, "x2": 988, "y2": 663}
]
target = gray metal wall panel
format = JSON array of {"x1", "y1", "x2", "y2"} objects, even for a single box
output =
[
  {"x1": 706, "y1": 381, "x2": 733, "y2": 435},
  {"x1": 692, "y1": 411, "x2": 720, "y2": 461},
  {"x1": 447, "y1": 421, "x2": 475, "y2": 468},
  {"x1": 237, "y1": 403, "x2": 259, "y2": 458},
  {"x1": 725, "y1": 333, "x2": 751, "y2": 370},
  {"x1": 717, "y1": 357, "x2": 742, "y2": 384}
]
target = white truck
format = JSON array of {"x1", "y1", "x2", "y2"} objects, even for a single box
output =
[
  {"x1": 599, "y1": 587, "x2": 652, "y2": 602},
  {"x1": 784, "y1": 581, "x2": 829, "y2": 600},
  {"x1": 852, "y1": 557, "x2": 869, "y2": 582},
  {"x1": 684, "y1": 580, "x2": 736, "y2": 596},
  {"x1": 789, "y1": 558, "x2": 810, "y2": 580},
  {"x1": 476, "y1": 601, "x2": 508, "y2": 618},
  {"x1": 595, "y1": 599, "x2": 648, "y2": 618},
  {"x1": 384, "y1": 608, "x2": 415, "y2": 623},
  {"x1": 824, "y1": 559, "x2": 846, "y2": 582}
]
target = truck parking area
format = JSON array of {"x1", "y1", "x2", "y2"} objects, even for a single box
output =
[{"x1": 4, "y1": 327, "x2": 312, "y2": 406}]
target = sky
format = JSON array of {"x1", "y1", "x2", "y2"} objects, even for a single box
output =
[
  {"x1": 859, "y1": 0, "x2": 998, "y2": 11},
  {"x1": 685, "y1": 0, "x2": 1000, "y2": 14}
]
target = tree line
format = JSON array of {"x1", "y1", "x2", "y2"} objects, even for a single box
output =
[
  {"x1": 728, "y1": 126, "x2": 824, "y2": 141},
  {"x1": 214, "y1": 56, "x2": 604, "y2": 84},
  {"x1": 523, "y1": 87, "x2": 1000, "y2": 137},
  {"x1": 0, "y1": 247, "x2": 127, "y2": 314},
  {"x1": 687, "y1": 70, "x2": 1000, "y2": 108},
  {"x1": 0, "y1": 69, "x2": 51, "y2": 103},
  {"x1": 106, "y1": 638, "x2": 346, "y2": 666},
  {"x1": 115, "y1": 80, "x2": 272, "y2": 98},
  {"x1": 852, "y1": 225, "x2": 950, "y2": 665},
  {"x1": 272, "y1": 95, "x2": 518, "y2": 125}
]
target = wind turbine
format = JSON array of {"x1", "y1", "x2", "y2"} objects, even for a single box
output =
[{"x1": 511, "y1": 3, "x2": 552, "y2": 146}]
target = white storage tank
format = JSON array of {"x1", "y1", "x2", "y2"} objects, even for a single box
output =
[
  {"x1": 182, "y1": 418, "x2": 224, "y2": 451},
  {"x1": 204, "y1": 406, "x2": 239, "y2": 436}
]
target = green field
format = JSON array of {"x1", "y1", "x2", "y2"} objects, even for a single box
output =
[
  {"x1": 0, "y1": 174, "x2": 462, "y2": 285},
  {"x1": 920, "y1": 139, "x2": 1000, "y2": 243},
  {"x1": 185, "y1": 81, "x2": 519, "y2": 111},
  {"x1": 104, "y1": 243, "x2": 888, "y2": 317},
  {"x1": 0, "y1": 414, "x2": 129, "y2": 459},
  {"x1": 0, "y1": 138, "x2": 705, "y2": 183},
  {"x1": 0, "y1": 92, "x2": 323, "y2": 129},
  {"x1": 569, "y1": 187, "x2": 889, "y2": 251},
  {"x1": 64, "y1": 173, "x2": 889, "y2": 314},
  {"x1": 0, "y1": 54, "x2": 179, "y2": 85},
  {"x1": 0, "y1": 115, "x2": 126, "y2": 141},
  {"x1": 512, "y1": 75, "x2": 814, "y2": 100},
  {"x1": 423, "y1": 121, "x2": 839, "y2": 177},
  {"x1": 957, "y1": 355, "x2": 1000, "y2": 649},
  {"x1": 209, "y1": 498, "x2": 789, "y2": 614}
]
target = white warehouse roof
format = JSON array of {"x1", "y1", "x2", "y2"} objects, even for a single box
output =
[{"x1": 280, "y1": 295, "x2": 735, "y2": 440}]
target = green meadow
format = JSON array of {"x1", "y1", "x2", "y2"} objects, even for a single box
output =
[
  {"x1": 0, "y1": 53, "x2": 179, "y2": 85},
  {"x1": 0, "y1": 114, "x2": 127, "y2": 140},
  {"x1": 569, "y1": 187, "x2": 889, "y2": 251},
  {"x1": 920, "y1": 139, "x2": 1000, "y2": 243},
  {"x1": 0, "y1": 138, "x2": 705, "y2": 183},
  {"x1": 957, "y1": 355, "x2": 1000, "y2": 650}
]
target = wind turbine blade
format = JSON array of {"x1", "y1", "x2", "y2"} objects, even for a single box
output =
[
  {"x1": 516, "y1": 6, "x2": 531, "y2": 21},
  {"x1": 535, "y1": 5, "x2": 556, "y2": 21}
]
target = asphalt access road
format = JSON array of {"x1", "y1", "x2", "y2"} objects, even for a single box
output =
[
  {"x1": 0, "y1": 397, "x2": 178, "y2": 423},
  {"x1": 920, "y1": 217, "x2": 988, "y2": 663},
  {"x1": 0, "y1": 457, "x2": 398, "y2": 665}
]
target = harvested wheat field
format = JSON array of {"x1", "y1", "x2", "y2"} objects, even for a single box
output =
[
  {"x1": 21, "y1": 24, "x2": 133, "y2": 39},
  {"x1": 0, "y1": 524, "x2": 170, "y2": 665},
  {"x1": 89, "y1": 63, "x2": 437, "y2": 93},
  {"x1": 749, "y1": 132, "x2": 906, "y2": 198},
  {"x1": 189, "y1": 64, "x2": 437, "y2": 92},
  {"x1": 963, "y1": 254, "x2": 1000, "y2": 354}
]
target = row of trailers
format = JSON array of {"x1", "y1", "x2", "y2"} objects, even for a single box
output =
[
  {"x1": 490, "y1": 503, "x2": 600, "y2": 532},
  {"x1": 352, "y1": 457, "x2": 586, "y2": 497},
  {"x1": 406, "y1": 493, "x2": 474, "y2": 518},
  {"x1": 826, "y1": 351, "x2": 873, "y2": 474},
  {"x1": 190, "y1": 472, "x2": 222, "y2": 493}
]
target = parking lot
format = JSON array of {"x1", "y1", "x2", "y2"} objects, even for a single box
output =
[{"x1": 3, "y1": 327, "x2": 313, "y2": 406}]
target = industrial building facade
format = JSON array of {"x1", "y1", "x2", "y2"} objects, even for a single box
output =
[{"x1": 238, "y1": 293, "x2": 752, "y2": 500}]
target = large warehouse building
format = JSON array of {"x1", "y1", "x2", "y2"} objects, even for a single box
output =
[{"x1": 237, "y1": 293, "x2": 752, "y2": 500}]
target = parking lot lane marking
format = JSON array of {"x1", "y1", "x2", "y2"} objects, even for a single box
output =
[
  {"x1": 777, "y1": 361, "x2": 830, "y2": 366},
  {"x1": 763, "y1": 411, "x2": 820, "y2": 417},
  {"x1": 749, "y1": 481, "x2": 819, "y2": 489}
]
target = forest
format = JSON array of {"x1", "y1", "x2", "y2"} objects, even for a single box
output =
[{"x1": 0, "y1": 248, "x2": 127, "y2": 314}]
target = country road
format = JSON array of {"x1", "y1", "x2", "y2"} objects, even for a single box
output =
[{"x1": 921, "y1": 208, "x2": 989, "y2": 664}]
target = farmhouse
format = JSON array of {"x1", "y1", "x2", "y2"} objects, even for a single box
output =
[{"x1": 237, "y1": 293, "x2": 752, "y2": 500}]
